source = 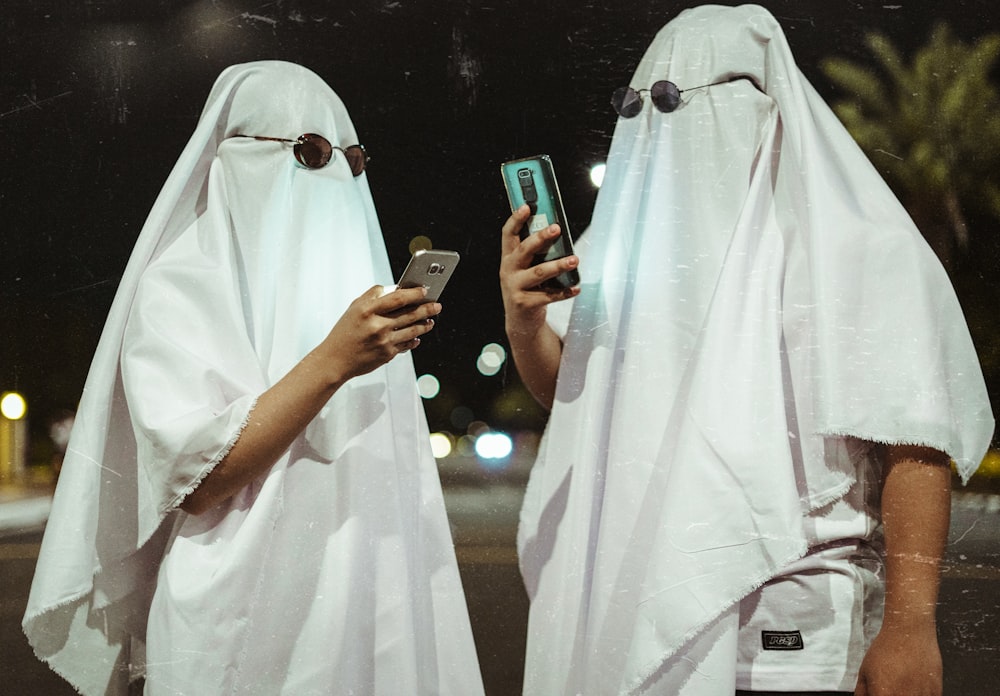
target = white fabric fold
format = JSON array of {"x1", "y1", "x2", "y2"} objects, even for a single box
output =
[
  {"x1": 24, "y1": 60, "x2": 483, "y2": 696},
  {"x1": 518, "y1": 5, "x2": 993, "y2": 695}
]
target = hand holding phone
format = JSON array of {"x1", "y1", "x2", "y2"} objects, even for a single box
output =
[
  {"x1": 382, "y1": 249, "x2": 459, "y2": 307},
  {"x1": 500, "y1": 154, "x2": 580, "y2": 289}
]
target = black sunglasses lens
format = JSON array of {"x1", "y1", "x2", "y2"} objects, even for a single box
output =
[
  {"x1": 650, "y1": 80, "x2": 682, "y2": 113},
  {"x1": 612, "y1": 86, "x2": 644, "y2": 118},
  {"x1": 344, "y1": 145, "x2": 368, "y2": 176},
  {"x1": 294, "y1": 133, "x2": 333, "y2": 169}
]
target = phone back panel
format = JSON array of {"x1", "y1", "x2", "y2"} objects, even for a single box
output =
[
  {"x1": 397, "y1": 249, "x2": 460, "y2": 303},
  {"x1": 500, "y1": 154, "x2": 579, "y2": 288}
]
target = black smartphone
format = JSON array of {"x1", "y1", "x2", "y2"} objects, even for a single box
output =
[
  {"x1": 384, "y1": 249, "x2": 460, "y2": 305},
  {"x1": 500, "y1": 154, "x2": 580, "y2": 289}
]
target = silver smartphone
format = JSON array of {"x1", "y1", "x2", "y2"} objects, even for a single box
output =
[{"x1": 391, "y1": 249, "x2": 460, "y2": 304}]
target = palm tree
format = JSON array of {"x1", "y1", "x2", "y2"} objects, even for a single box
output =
[{"x1": 821, "y1": 24, "x2": 1000, "y2": 273}]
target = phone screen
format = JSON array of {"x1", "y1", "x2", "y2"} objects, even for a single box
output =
[{"x1": 500, "y1": 154, "x2": 580, "y2": 289}]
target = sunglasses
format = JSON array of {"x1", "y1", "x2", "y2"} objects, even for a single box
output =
[
  {"x1": 232, "y1": 133, "x2": 369, "y2": 175},
  {"x1": 611, "y1": 77, "x2": 739, "y2": 118}
]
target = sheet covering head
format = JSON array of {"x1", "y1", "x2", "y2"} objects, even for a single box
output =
[
  {"x1": 518, "y1": 4, "x2": 993, "y2": 694},
  {"x1": 24, "y1": 61, "x2": 481, "y2": 695}
]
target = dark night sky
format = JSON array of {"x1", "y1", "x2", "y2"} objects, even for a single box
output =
[{"x1": 2, "y1": 0, "x2": 998, "y2": 446}]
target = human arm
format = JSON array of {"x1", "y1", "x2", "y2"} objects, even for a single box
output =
[
  {"x1": 499, "y1": 204, "x2": 581, "y2": 410},
  {"x1": 854, "y1": 444, "x2": 952, "y2": 696},
  {"x1": 180, "y1": 285, "x2": 439, "y2": 515}
]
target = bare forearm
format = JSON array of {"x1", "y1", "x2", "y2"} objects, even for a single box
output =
[
  {"x1": 180, "y1": 284, "x2": 438, "y2": 516},
  {"x1": 498, "y1": 206, "x2": 579, "y2": 410},
  {"x1": 854, "y1": 445, "x2": 951, "y2": 694},
  {"x1": 506, "y1": 320, "x2": 564, "y2": 411},
  {"x1": 880, "y1": 444, "x2": 952, "y2": 628},
  {"x1": 180, "y1": 349, "x2": 346, "y2": 515}
]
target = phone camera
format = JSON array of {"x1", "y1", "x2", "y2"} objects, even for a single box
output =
[{"x1": 517, "y1": 168, "x2": 539, "y2": 208}]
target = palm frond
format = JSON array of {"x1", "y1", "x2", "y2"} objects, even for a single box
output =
[
  {"x1": 822, "y1": 25, "x2": 1000, "y2": 263},
  {"x1": 820, "y1": 57, "x2": 892, "y2": 115}
]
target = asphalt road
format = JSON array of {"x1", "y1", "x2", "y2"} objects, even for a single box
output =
[{"x1": 2, "y1": 486, "x2": 998, "y2": 695}]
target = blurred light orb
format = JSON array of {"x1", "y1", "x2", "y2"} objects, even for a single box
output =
[
  {"x1": 466, "y1": 420, "x2": 490, "y2": 438},
  {"x1": 476, "y1": 355, "x2": 502, "y2": 376},
  {"x1": 476, "y1": 342, "x2": 507, "y2": 376},
  {"x1": 1, "y1": 392, "x2": 27, "y2": 420},
  {"x1": 408, "y1": 235, "x2": 434, "y2": 255},
  {"x1": 429, "y1": 432, "x2": 453, "y2": 458},
  {"x1": 416, "y1": 374, "x2": 440, "y2": 399},
  {"x1": 475, "y1": 431, "x2": 513, "y2": 459},
  {"x1": 480, "y1": 342, "x2": 506, "y2": 367},
  {"x1": 590, "y1": 162, "x2": 606, "y2": 188}
]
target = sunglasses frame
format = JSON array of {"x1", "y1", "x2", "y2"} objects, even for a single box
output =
[
  {"x1": 611, "y1": 77, "x2": 742, "y2": 118},
  {"x1": 232, "y1": 133, "x2": 369, "y2": 175}
]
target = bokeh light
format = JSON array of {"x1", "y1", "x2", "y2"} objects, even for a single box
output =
[
  {"x1": 475, "y1": 431, "x2": 513, "y2": 459},
  {"x1": 0, "y1": 392, "x2": 27, "y2": 420},
  {"x1": 476, "y1": 342, "x2": 507, "y2": 376},
  {"x1": 590, "y1": 162, "x2": 606, "y2": 188},
  {"x1": 416, "y1": 373, "x2": 440, "y2": 399},
  {"x1": 467, "y1": 420, "x2": 490, "y2": 438},
  {"x1": 429, "y1": 432, "x2": 453, "y2": 458},
  {"x1": 408, "y1": 235, "x2": 433, "y2": 255},
  {"x1": 476, "y1": 355, "x2": 501, "y2": 376}
]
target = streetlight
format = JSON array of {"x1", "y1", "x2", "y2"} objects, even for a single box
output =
[
  {"x1": 1, "y1": 392, "x2": 27, "y2": 420},
  {"x1": 1, "y1": 391, "x2": 28, "y2": 485}
]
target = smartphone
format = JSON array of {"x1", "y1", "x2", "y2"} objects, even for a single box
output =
[
  {"x1": 385, "y1": 249, "x2": 460, "y2": 305},
  {"x1": 500, "y1": 154, "x2": 580, "y2": 289}
]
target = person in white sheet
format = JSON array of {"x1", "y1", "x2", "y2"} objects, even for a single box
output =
[
  {"x1": 23, "y1": 61, "x2": 485, "y2": 696},
  {"x1": 500, "y1": 5, "x2": 994, "y2": 696}
]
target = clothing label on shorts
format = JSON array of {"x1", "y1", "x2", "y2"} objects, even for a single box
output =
[{"x1": 761, "y1": 630, "x2": 804, "y2": 650}]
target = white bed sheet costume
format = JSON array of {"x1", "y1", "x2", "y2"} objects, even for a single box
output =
[
  {"x1": 516, "y1": 4, "x2": 994, "y2": 695},
  {"x1": 23, "y1": 61, "x2": 484, "y2": 696}
]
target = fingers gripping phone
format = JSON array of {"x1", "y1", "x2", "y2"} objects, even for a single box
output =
[
  {"x1": 500, "y1": 154, "x2": 580, "y2": 289},
  {"x1": 383, "y1": 249, "x2": 460, "y2": 308}
]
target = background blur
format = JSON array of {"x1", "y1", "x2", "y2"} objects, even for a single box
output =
[
  {"x1": 3, "y1": 0, "x2": 998, "y2": 450},
  {"x1": 2, "y1": 1, "x2": 999, "y2": 694}
]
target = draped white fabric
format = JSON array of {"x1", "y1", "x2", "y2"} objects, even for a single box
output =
[
  {"x1": 24, "y1": 61, "x2": 483, "y2": 696},
  {"x1": 518, "y1": 5, "x2": 994, "y2": 695}
]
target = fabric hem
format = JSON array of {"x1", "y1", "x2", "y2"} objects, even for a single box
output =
[
  {"x1": 22, "y1": 397, "x2": 259, "y2": 695},
  {"x1": 23, "y1": 590, "x2": 147, "y2": 696},
  {"x1": 804, "y1": 473, "x2": 856, "y2": 513},
  {"x1": 821, "y1": 426, "x2": 972, "y2": 483},
  {"x1": 25, "y1": 395, "x2": 259, "y2": 627},
  {"x1": 29, "y1": 657, "x2": 87, "y2": 696},
  {"x1": 22, "y1": 594, "x2": 90, "y2": 695},
  {"x1": 161, "y1": 397, "x2": 258, "y2": 515},
  {"x1": 736, "y1": 666, "x2": 857, "y2": 691},
  {"x1": 625, "y1": 539, "x2": 809, "y2": 695}
]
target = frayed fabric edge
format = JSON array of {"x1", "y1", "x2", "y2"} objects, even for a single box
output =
[
  {"x1": 624, "y1": 539, "x2": 809, "y2": 696},
  {"x1": 22, "y1": 592, "x2": 135, "y2": 696},
  {"x1": 161, "y1": 397, "x2": 258, "y2": 515},
  {"x1": 27, "y1": 641, "x2": 145, "y2": 696},
  {"x1": 804, "y1": 473, "x2": 855, "y2": 514},
  {"x1": 23, "y1": 397, "x2": 259, "y2": 696},
  {"x1": 28, "y1": 651, "x2": 88, "y2": 696},
  {"x1": 821, "y1": 427, "x2": 977, "y2": 484},
  {"x1": 27, "y1": 397, "x2": 258, "y2": 624}
]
